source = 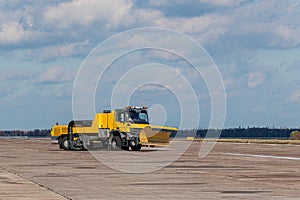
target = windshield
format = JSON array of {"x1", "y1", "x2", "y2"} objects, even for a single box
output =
[{"x1": 128, "y1": 109, "x2": 149, "y2": 124}]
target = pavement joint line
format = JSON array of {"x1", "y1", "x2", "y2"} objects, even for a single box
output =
[
  {"x1": 224, "y1": 153, "x2": 300, "y2": 161},
  {"x1": 0, "y1": 166, "x2": 72, "y2": 200}
]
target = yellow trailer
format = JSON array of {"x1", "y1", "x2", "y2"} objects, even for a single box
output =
[{"x1": 51, "y1": 106, "x2": 178, "y2": 151}]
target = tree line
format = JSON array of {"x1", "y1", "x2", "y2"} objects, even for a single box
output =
[
  {"x1": 0, "y1": 129, "x2": 50, "y2": 137},
  {"x1": 177, "y1": 127, "x2": 298, "y2": 139}
]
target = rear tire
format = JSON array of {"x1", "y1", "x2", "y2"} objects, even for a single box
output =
[
  {"x1": 59, "y1": 136, "x2": 69, "y2": 150},
  {"x1": 111, "y1": 136, "x2": 122, "y2": 151}
]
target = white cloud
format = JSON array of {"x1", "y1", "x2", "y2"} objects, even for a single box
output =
[
  {"x1": 231, "y1": 1, "x2": 300, "y2": 48},
  {"x1": 155, "y1": 14, "x2": 232, "y2": 45},
  {"x1": 275, "y1": 24, "x2": 300, "y2": 48},
  {"x1": 41, "y1": 0, "x2": 233, "y2": 47},
  {"x1": 149, "y1": 0, "x2": 170, "y2": 7},
  {"x1": 130, "y1": 9, "x2": 163, "y2": 26},
  {"x1": 224, "y1": 77, "x2": 235, "y2": 88},
  {"x1": 0, "y1": 21, "x2": 39, "y2": 44},
  {"x1": 43, "y1": 0, "x2": 132, "y2": 30},
  {"x1": 0, "y1": 68, "x2": 36, "y2": 82},
  {"x1": 26, "y1": 40, "x2": 91, "y2": 62},
  {"x1": 36, "y1": 66, "x2": 75, "y2": 84},
  {"x1": 289, "y1": 90, "x2": 300, "y2": 103},
  {"x1": 1, "y1": 0, "x2": 300, "y2": 51},
  {"x1": 247, "y1": 72, "x2": 265, "y2": 89},
  {"x1": 200, "y1": 0, "x2": 244, "y2": 7}
]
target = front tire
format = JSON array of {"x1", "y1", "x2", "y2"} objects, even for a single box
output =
[
  {"x1": 122, "y1": 146, "x2": 129, "y2": 151},
  {"x1": 131, "y1": 144, "x2": 142, "y2": 151}
]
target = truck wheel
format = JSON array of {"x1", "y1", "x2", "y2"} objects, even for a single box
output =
[
  {"x1": 59, "y1": 136, "x2": 69, "y2": 150},
  {"x1": 58, "y1": 137, "x2": 63, "y2": 149},
  {"x1": 122, "y1": 146, "x2": 129, "y2": 151},
  {"x1": 111, "y1": 136, "x2": 122, "y2": 151},
  {"x1": 131, "y1": 144, "x2": 142, "y2": 151}
]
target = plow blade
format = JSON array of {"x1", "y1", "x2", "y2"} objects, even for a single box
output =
[{"x1": 139, "y1": 126, "x2": 172, "y2": 146}]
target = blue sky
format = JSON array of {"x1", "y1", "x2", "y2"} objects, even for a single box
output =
[{"x1": 1, "y1": 0, "x2": 300, "y2": 130}]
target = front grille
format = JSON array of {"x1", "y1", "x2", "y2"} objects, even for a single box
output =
[{"x1": 130, "y1": 128, "x2": 142, "y2": 136}]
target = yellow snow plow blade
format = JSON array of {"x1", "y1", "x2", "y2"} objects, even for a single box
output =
[{"x1": 139, "y1": 126, "x2": 176, "y2": 146}]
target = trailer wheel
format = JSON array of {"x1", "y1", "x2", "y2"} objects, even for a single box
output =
[
  {"x1": 111, "y1": 136, "x2": 122, "y2": 151},
  {"x1": 59, "y1": 136, "x2": 69, "y2": 150},
  {"x1": 131, "y1": 144, "x2": 142, "y2": 151}
]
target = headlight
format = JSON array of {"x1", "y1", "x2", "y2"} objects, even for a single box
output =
[{"x1": 130, "y1": 141, "x2": 136, "y2": 146}]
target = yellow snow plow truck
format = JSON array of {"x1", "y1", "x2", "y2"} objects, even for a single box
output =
[{"x1": 50, "y1": 106, "x2": 178, "y2": 151}]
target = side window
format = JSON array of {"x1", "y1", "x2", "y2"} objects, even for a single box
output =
[
  {"x1": 125, "y1": 113, "x2": 130, "y2": 122},
  {"x1": 120, "y1": 112, "x2": 125, "y2": 122},
  {"x1": 116, "y1": 111, "x2": 125, "y2": 122}
]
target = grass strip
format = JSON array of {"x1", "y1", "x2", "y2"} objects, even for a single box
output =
[{"x1": 181, "y1": 137, "x2": 300, "y2": 145}]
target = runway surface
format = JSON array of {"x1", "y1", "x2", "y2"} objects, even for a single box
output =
[{"x1": 0, "y1": 138, "x2": 300, "y2": 199}]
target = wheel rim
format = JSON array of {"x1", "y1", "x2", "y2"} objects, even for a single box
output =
[
  {"x1": 63, "y1": 140, "x2": 69, "y2": 148},
  {"x1": 111, "y1": 139, "x2": 117, "y2": 150}
]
